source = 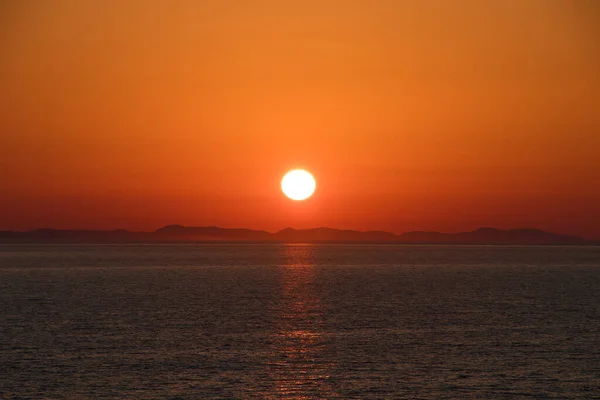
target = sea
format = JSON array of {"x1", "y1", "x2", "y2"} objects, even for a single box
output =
[{"x1": 0, "y1": 244, "x2": 599, "y2": 399}]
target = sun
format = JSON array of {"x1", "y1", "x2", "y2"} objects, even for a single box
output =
[{"x1": 281, "y1": 169, "x2": 316, "y2": 201}]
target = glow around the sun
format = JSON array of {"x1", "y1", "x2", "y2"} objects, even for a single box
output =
[{"x1": 281, "y1": 169, "x2": 316, "y2": 200}]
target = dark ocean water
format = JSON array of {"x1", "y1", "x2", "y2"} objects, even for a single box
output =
[{"x1": 0, "y1": 244, "x2": 599, "y2": 399}]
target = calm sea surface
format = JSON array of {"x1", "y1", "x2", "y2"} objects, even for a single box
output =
[{"x1": 0, "y1": 244, "x2": 599, "y2": 399}]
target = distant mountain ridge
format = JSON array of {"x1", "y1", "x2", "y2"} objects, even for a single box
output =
[
  {"x1": 156, "y1": 225, "x2": 272, "y2": 240},
  {"x1": 399, "y1": 227, "x2": 586, "y2": 245},
  {"x1": 0, "y1": 225, "x2": 592, "y2": 245}
]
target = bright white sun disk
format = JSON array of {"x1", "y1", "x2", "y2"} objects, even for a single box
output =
[{"x1": 281, "y1": 170, "x2": 316, "y2": 200}]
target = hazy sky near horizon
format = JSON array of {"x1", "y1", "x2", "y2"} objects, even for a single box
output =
[{"x1": 1, "y1": 0, "x2": 599, "y2": 237}]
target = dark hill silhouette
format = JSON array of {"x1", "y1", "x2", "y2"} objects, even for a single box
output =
[
  {"x1": 274, "y1": 227, "x2": 397, "y2": 242},
  {"x1": 0, "y1": 228, "x2": 154, "y2": 243},
  {"x1": 398, "y1": 227, "x2": 586, "y2": 245},
  {"x1": 156, "y1": 225, "x2": 271, "y2": 240},
  {"x1": 0, "y1": 226, "x2": 591, "y2": 245}
]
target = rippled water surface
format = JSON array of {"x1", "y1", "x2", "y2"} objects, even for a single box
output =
[{"x1": 1, "y1": 244, "x2": 599, "y2": 399}]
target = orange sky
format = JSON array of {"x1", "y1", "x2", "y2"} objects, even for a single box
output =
[{"x1": 1, "y1": 1, "x2": 599, "y2": 237}]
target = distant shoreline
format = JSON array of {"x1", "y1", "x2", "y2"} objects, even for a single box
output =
[
  {"x1": 0, "y1": 225, "x2": 595, "y2": 245},
  {"x1": 0, "y1": 242, "x2": 598, "y2": 246}
]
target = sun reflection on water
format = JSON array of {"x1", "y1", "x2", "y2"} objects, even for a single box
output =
[{"x1": 267, "y1": 244, "x2": 339, "y2": 399}]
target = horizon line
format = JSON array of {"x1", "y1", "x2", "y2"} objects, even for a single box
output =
[{"x1": 0, "y1": 224, "x2": 593, "y2": 240}]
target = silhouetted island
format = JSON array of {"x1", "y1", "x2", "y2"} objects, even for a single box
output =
[{"x1": 0, "y1": 225, "x2": 592, "y2": 245}]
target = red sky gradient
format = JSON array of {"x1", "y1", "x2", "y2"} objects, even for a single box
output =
[{"x1": 1, "y1": 1, "x2": 599, "y2": 238}]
